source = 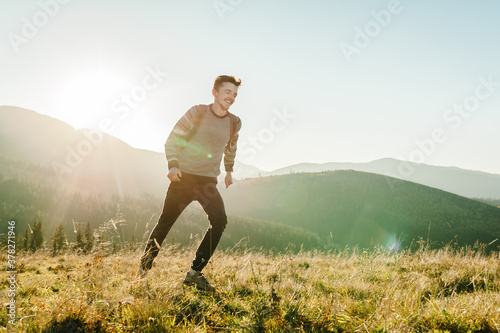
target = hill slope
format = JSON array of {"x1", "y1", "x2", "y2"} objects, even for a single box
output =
[
  {"x1": 0, "y1": 106, "x2": 256, "y2": 196},
  {"x1": 223, "y1": 170, "x2": 500, "y2": 249},
  {"x1": 8, "y1": 249, "x2": 500, "y2": 332},
  {"x1": 0, "y1": 105, "x2": 167, "y2": 197},
  {"x1": 0, "y1": 168, "x2": 320, "y2": 252}
]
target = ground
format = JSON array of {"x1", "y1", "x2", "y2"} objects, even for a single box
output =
[{"x1": 1, "y1": 244, "x2": 500, "y2": 332}]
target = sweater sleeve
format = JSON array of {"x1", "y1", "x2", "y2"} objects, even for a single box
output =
[
  {"x1": 224, "y1": 116, "x2": 242, "y2": 172},
  {"x1": 164, "y1": 105, "x2": 202, "y2": 170}
]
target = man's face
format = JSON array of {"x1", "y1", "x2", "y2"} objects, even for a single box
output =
[{"x1": 213, "y1": 82, "x2": 238, "y2": 111}]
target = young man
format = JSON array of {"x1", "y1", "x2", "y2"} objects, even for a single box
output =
[{"x1": 138, "y1": 75, "x2": 242, "y2": 291}]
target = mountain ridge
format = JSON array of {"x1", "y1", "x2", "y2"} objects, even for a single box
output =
[
  {"x1": 247, "y1": 158, "x2": 500, "y2": 199},
  {"x1": 0, "y1": 105, "x2": 167, "y2": 197}
]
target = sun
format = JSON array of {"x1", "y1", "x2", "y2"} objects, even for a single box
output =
[{"x1": 50, "y1": 68, "x2": 131, "y2": 130}]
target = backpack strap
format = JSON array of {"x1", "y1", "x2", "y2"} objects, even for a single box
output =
[
  {"x1": 227, "y1": 111, "x2": 239, "y2": 140},
  {"x1": 184, "y1": 104, "x2": 208, "y2": 143},
  {"x1": 185, "y1": 104, "x2": 238, "y2": 145}
]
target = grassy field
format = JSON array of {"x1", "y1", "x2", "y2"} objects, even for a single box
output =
[{"x1": 2, "y1": 244, "x2": 500, "y2": 332}]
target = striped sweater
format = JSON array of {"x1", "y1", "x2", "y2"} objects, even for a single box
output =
[{"x1": 164, "y1": 104, "x2": 242, "y2": 178}]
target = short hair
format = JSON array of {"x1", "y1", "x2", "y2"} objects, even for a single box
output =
[{"x1": 213, "y1": 75, "x2": 242, "y2": 91}]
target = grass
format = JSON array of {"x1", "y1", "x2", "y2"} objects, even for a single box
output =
[{"x1": 2, "y1": 244, "x2": 500, "y2": 332}]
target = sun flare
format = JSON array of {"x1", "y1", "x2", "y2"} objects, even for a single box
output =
[{"x1": 50, "y1": 69, "x2": 131, "y2": 129}]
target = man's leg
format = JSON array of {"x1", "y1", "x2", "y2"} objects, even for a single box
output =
[
  {"x1": 190, "y1": 182, "x2": 228, "y2": 272},
  {"x1": 140, "y1": 182, "x2": 194, "y2": 271}
]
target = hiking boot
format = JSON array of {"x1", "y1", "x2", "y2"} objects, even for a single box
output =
[{"x1": 183, "y1": 270, "x2": 215, "y2": 292}]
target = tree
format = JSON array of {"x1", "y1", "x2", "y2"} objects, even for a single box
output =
[
  {"x1": 74, "y1": 223, "x2": 85, "y2": 252},
  {"x1": 19, "y1": 228, "x2": 29, "y2": 252},
  {"x1": 51, "y1": 224, "x2": 66, "y2": 256},
  {"x1": 29, "y1": 230, "x2": 36, "y2": 252},
  {"x1": 32, "y1": 220, "x2": 44, "y2": 250},
  {"x1": 84, "y1": 222, "x2": 94, "y2": 253},
  {"x1": 28, "y1": 221, "x2": 44, "y2": 252}
]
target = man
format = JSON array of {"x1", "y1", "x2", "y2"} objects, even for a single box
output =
[{"x1": 138, "y1": 75, "x2": 242, "y2": 291}]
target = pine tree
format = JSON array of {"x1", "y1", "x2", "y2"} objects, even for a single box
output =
[
  {"x1": 75, "y1": 223, "x2": 85, "y2": 252},
  {"x1": 19, "y1": 228, "x2": 29, "y2": 252},
  {"x1": 32, "y1": 220, "x2": 44, "y2": 251},
  {"x1": 51, "y1": 224, "x2": 66, "y2": 256},
  {"x1": 84, "y1": 222, "x2": 94, "y2": 253},
  {"x1": 29, "y1": 234, "x2": 36, "y2": 252}
]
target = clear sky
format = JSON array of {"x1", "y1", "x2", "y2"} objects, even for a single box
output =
[{"x1": 1, "y1": 0, "x2": 499, "y2": 174}]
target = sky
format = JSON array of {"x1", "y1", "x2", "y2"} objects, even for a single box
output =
[{"x1": 1, "y1": 0, "x2": 499, "y2": 174}]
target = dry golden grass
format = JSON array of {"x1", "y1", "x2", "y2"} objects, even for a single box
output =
[{"x1": 2, "y1": 244, "x2": 500, "y2": 332}]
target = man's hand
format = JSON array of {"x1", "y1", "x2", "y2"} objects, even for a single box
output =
[
  {"x1": 168, "y1": 167, "x2": 182, "y2": 182},
  {"x1": 225, "y1": 172, "x2": 233, "y2": 188}
]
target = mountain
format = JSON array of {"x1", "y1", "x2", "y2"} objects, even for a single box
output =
[
  {"x1": 221, "y1": 170, "x2": 500, "y2": 249},
  {"x1": 244, "y1": 159, "x2": 500, "y2": 199},
  {"x1": 0, "y1": 105, "x2": 168, "y2": 197},
  {"x1": 2, "y1": 106, "x2": 499, "y2": 251}
]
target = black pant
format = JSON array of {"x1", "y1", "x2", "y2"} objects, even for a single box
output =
[{"x1": 140, "y1": 173, "x2": 228, "y2": 272}]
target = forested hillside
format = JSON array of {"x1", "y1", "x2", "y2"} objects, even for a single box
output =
[
  {"x1": 2, "y1": 106, "x2": 499, "y2": 253},
  {"x1": 0, "y1": 162, "x2": 320, "y2": 252},
  {"x1": 223, "y1": 170, "x2": 500, "y2": 249}
]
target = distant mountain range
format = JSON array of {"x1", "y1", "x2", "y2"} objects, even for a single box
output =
[
  {"x1": 239, "y1": 160, "x2": 500, "y2": 200},
  {"x1": 1, "y1": 106, "x2": 499, "y2": 200}
]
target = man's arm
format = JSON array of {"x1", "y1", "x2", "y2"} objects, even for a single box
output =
[
  {"x1": 164, "y1": 105, "x2": 202, "y2": 171},
  {"x1": 223, "y1": 116, "x2": 242, "y2": 188},
  {"x1": 224, "y1": 172, "x2": 233, "y2": 188}
]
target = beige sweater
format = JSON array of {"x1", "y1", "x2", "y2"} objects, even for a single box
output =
[{"x1": 164, "y1": 104, "x2": 241, "y2": 178}]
